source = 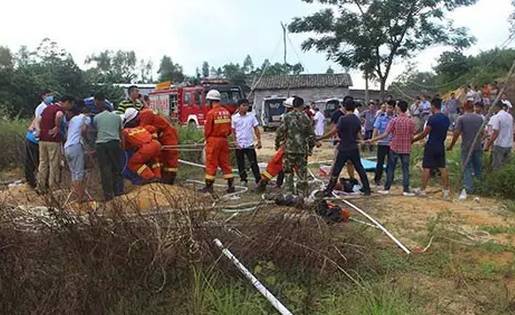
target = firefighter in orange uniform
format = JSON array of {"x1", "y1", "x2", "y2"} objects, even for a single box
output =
[
  {"x1": 200, "y1": 89, "x2": 234, "y2": 193},
  {"x1": 256, "y1": 146, "x2": 285, "y2": 192},
  {"x1": 123, "y1": 108, "x2": 162, "y2": 181},
  {"x1": 138, "y1": 108, "x2": 179, "y2": 184}
]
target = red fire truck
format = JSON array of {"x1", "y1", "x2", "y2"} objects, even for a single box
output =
[{"x1": 148, "y1": 80, "x2": 244, "y2": 127}]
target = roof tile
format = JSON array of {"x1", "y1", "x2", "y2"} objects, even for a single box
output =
[{"x1": 254, "y1": 73, "x2": 352, "y2": 90}]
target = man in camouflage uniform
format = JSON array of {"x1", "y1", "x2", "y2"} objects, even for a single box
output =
[{"x1": 275, "y1": 96, "x2": 317, "y2": 197}]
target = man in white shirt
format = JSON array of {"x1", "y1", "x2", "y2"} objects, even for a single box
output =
[
  {"x1": 231, "y1": 99, "x2": 262, "y2": 185},
  {"x1": 313, "y1": 107, "x2": 325, "y2": 137},
  {"x1": 486, "y1": 101, "x2": 513, "y2": 170}
]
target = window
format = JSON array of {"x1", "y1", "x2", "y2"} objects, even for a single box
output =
[
  {"x1": 219, "y1": 89, "x2": 242, "y2": 104},
  {"x1": 183, "y1": 92, "x2": 191, "y2": 105},
  {"x1": 169, "y1": 94, "x2": 178, "y2": 113},
  {"x1": 194, "y1": 92, "x2": 201, "y2": 106}
]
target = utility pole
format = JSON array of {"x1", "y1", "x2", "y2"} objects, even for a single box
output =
[{"x1": 281, "y1": 22, "x2": 287, "y2": 65}]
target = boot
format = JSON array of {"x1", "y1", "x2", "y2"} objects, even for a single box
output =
[
  {"x1": 166, "y1": 173, "x2": 176, "y2": 185},
  {"x1": 199, "y1": 180, "x2": 214, "y2": 194},
  {"x1": 254, "y1": 179, "x2": 268, "y2": 193},
  {"x1": 226, "y1": 178, "x2": 235, "y2": 194}
]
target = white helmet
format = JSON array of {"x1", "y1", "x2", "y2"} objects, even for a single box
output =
[
  {"x1": 206, "y1": 89, "x2": 221, "y2": 101},
  {"x1": 123, "y1": 107, "x2": 139, "y2": 125},
  {"x1": 283, "y1": 97, "x2": 295, "y2": 108}
]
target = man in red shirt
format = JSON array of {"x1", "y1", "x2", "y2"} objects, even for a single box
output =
[
  {"x1": 37, "y1": 95, "x2": 74, "y2": 192},
  {"x1": 370, "y1": 100, "x2": 416, "y2": 196},
  {"x1": 200, "y1": 89, "x2": 234, "y2": 194}
]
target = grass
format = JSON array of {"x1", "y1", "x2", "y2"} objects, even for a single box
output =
[
  {"x1": 0, "y1": 116, "x2": 28, "y2": 171},
  {"x1": 480, "y1": 225, "x2": 515, "y2": 235}
]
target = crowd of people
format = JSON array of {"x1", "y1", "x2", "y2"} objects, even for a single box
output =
[
  {"x1": 24, "y1": 84, "x2": 514, "y2": 203},
  {"x1": 25, "y1": 86, "x2": 179, "y2": 202}
]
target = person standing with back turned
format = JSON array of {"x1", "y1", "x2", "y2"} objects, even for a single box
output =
[
  {"x1": 200, "y1": 89, "x2": 234, "y2": 194},
  {"x1": 276, "y1": 96, "x2": 317, "y2": 197},
  {"x1": 94, "y1": 93, "x2": 124, "y2": 201}
]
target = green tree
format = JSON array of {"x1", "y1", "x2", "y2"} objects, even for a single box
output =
[
  {"x1": 433, "y1": 50, "x2": 470, "y2": 88},
  {"x1": 139, "y1": 59, "x2": 153, "y2": 83},
  {"x1": 0, "y1": 46, "x2": 14, "y2": 70},
  {"x1": 210, "y1": 66, "x2": 217, "y2": 77},
  {"x1": 222, "y1": 63, "x2": 246, "y2": 84},
  {"x1": 202, "y1": 61, "x2": 209, "y2": 78},
  {"x1": 85, "y1": 50, "x2": 137, "y2": 83},
  {"x1": 0, "y1": 39, "x2": 91, "y2": 117},
  {"x1": 255, "y1": 59, "x2": 304, "y2": 76},
  {"x1": 326, "y1": 66, "x2": 334, "y2": 74},
  {"x1": 289, "y1": 0, "x2": 477, "y2": 96},
  {"x1": 157, "y1": 56, "x2": 184, "y2": 83},
  {"x1": 242, "y1": 55, "x2": 254, "y2": 74}
]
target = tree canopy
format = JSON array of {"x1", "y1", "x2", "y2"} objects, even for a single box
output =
[
  {"x1": 158, "y1": 56, "x2": 185, "y2": 83},
  {"x1": 289, "y1": 0, "x2": 477, "y2": 96},
  {"x1": 390, "y1": 47, "x2": 515, "y2": 98}
]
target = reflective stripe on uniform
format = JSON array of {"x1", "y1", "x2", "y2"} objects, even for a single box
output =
[
  {"x1": 137, "y1": 165, "x2": 150, "y2": 175},
  {"x1": 214, "y1": 119, "x2": 231, "y2": 124},
  {"x1": 163, "y1": 167, "x2": 178, "y2": 172},
  {"x1": 151, "y1": 163, "x2": 161, "y2": 169},
  {"x1": 205, "y1": 174, "x2": 216, "y2": 180},
  {"x1": 223, "y1": 173, "x2": 233, "y2": 179},
  {"x1": 128, "y1": 128, "x2": 147, "y2": 137},
  {"x1": 262, "y1": 170, "x2": 273, "y2": 179}
]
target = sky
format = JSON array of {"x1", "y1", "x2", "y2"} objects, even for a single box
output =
[{"x1": 0, "y1": 0, "x2": 513, "y2": 89}]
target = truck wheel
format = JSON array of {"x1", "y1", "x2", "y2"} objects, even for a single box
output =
[{"x1": 188, "y1": 120, "x2": 197, "y2": 128}]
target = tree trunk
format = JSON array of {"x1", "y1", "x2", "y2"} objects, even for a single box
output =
[
  {"x1": 364, "y1": 71, "x2": 369, "y2": 103},
  {"x1": 380, "y1": 79, "x2": 387, "y2": 100}
]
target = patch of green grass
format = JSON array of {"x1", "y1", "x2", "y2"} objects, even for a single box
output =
[
  {"x1": 0, "y1": 117, "x2": 28, "y2": 171},
  {"x1": 317, "y1": 279, "x2": 421, "y2": 315},
  {"x1": 477, "y1": 241, "x2": 513, "y2": 254},
  {"x1": 480, "y1": 225, "x2": 515, "y2": 235}
]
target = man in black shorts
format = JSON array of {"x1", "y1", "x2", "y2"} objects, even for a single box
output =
[{"x1": 412, "y1": 97, "x2": 451, "y2": 199}]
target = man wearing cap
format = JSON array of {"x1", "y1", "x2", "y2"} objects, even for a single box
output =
[
  {"x1": 276, "y1": 96, "x2": 317, "y2": 197},
  {"x1": 117, "y1": 85, "x2": 144, "y2": 114},
  {"x1": 94, "y1": 94, "x2": 124, "y2": 200},
  {"x1": 122, "y1": 108, "x2": 162, "y2": 181},
  {"x1": 200, "y1": 89, "x2": 234, "y2": 194}
]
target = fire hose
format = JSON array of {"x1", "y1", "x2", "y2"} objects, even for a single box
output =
[{"x1": 214, "y1": 239, "x2": 294, "y2": 315}]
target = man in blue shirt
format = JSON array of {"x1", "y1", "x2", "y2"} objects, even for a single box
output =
[
  {"x1": 372, "y1": 101, "x2": 395, "y2": 187},
  {"x1": 412, "y1": 97, "x2": 451, "y2": 199}
]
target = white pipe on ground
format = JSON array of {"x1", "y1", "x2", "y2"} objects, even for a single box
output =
[
  {"x1": 337, "y1": 198, "x2": 411, "y2": 255},
  {"x1": 213, "y1": 239, "x2": 294, "y2": 315}
]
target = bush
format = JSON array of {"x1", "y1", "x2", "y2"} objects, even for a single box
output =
[
  {"x1": 478, "y1": 157, "x2": 515, "y2": 200},
  {"x1": 0, "y1": 116, "x2": 27, "y2": 171}
]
